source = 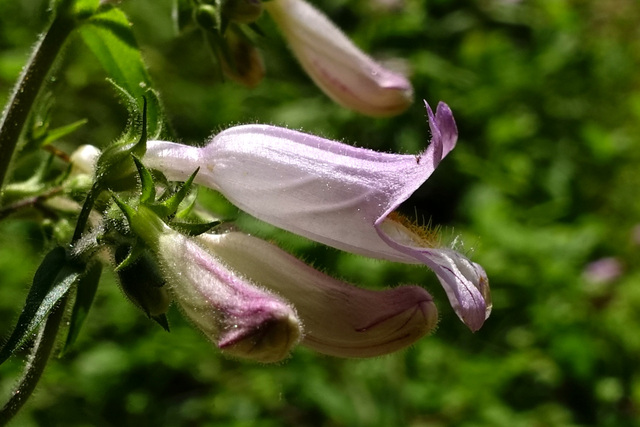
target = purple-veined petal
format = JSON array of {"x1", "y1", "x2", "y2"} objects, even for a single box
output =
[
  {"x1": 197, "y1": 231, "x2": 438, "y2": 357},
  {"x1": 264, "y1": 0, "x2": 413, "y2": 117},
  {"x1": 143, "y1": 101, "x2": 490, "y2": 330}
]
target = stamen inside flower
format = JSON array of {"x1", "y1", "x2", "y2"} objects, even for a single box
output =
[{"x1": 380, "y1": 211, "x2": 441, "y2": 248}]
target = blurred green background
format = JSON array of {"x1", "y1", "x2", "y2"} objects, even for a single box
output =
[{"x1": 1, "y1": 0, "x2": 640, "y2": 425}]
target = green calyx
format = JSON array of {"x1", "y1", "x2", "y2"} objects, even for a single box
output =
[
  {"x1": 94, "y1": 96, "x2": 149, "y2": 192},
  {"x1": 114, "y1": 244, "x2": 171, "y2": 330},
  {"x1": 111, "y1": 155, "x2": 220, "y2": 261}
]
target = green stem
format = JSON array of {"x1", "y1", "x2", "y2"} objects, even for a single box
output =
[
  {"x1": 0, "y1": 296, "x2": 68, "y2": 425},
  {"x1": 0, "y1": 8, "x2": 76, "y2": 196}
]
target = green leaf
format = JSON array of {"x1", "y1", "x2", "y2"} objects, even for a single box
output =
[
  {"x1": 168, "y1": 220, "x2": 221, "y2": 236},
  {"x1": 114, "y1": 241, "x2": 144, "y2": 272},
  {"x1": 151, "y1": 314, "x2": 170, "y2": 332},
  {"x1": 160, "y1": 168, "x2": 200, "y2": 215},
  {"x1": 63, "y1": 262, "x2": 102, "y2": 352},
  {"x1": 72, "y1": 0, "x2": 99, "y2": 19},
  {"x1": 0, "y1": 247, "x2": 82, "y2": 365},
  {"x1": 132, "y1": 155, "x2": 155, "y2": 204},
  {"x1": 41, "y1": 119, "x2": 88, "y2": 147},
  {"x1": 79, "y1": 8, "x2": 164, "y2": 138},
  {"x1": 111, "y1": 192, "x2": 138, "y2": 225},
  {"x1": 174, "y1": 188, "x2": 198, "y2": 219}
]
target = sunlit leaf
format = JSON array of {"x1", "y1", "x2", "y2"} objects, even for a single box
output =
[
  {"x1": 79, "y1": 7, "x2": 164, "y2": 138},
  {"x1": 132, "y1": 155, "x2": 155, "y2": 204}
]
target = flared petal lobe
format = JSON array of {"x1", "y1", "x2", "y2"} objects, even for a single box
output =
[
  {"x1": 143, "y1": 102, "x2": 491, "y2": 330},
  {"x1": 197, "y1": 231, "x2": 438, "y2": 357},
  {"x1": 265, "y1": 0, "x2": 413, "y2": 117}
]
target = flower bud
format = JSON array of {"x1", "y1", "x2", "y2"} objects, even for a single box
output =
[
  {"x1": 70, "y1": 144, "x2": 101, "y2": 176},
  {"x1": 194, "y1": 4, "x2": 220, "y2": 30},
  {"x1": 114, "y1": 245, "x2": 171, "y2": 319}
]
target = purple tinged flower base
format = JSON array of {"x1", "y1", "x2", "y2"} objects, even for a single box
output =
[{"x1": 152, "y1": 223, "x2": 303, "y2": 363}]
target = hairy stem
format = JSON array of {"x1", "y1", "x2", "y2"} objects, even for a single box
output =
[
  {"x1": 0, "y1": 296, "x2": 68, "y2": 425},
  {"x1": 0, "y1": 8, "x2": 76, "y2": 195}
]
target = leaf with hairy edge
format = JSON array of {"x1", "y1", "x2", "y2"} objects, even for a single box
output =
[
  {"x1": 0, "y1": 247, "x2": 83, "y2": 365},
  {"x1": 79, "y1": 8, "x2": 164, "y2": 138},
  {"x1": 168, "y1": 220, "x2": 221, "y2": 236},
  {"x1": 42, "y1": 119, "x2": 88, "y2": 147},
  {"x1": 132, "y1": 155, "x2": 155, "y2": 204},
  {"x1": 63, "y1": 262, "x2": 102, "y2": 353}
]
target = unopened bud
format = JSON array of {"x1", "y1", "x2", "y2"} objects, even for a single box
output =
[
  {"x1": 114, "y1": 245, "x2": 171, "y2": 319},
  {"x1": 70, "y1": 144, "x2": 101, "y2": 176},
  {"x1": 194, "y1": 4, "x2": 220, "y2": 30}
]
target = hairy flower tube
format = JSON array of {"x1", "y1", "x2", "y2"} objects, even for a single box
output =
[
  {"x1": 120, "y1": 205, "x2": 303, "y2": 363},
  {"x1": 264, "y1": 0, "x2": 413, "y2": 117},
  {"x1": 117, "y1": 203, "x2": 437, "y2": 360},
  {"x1": 196, "y1": 231, "x2": 438, "y2": 357},
  {"x1": 143, "y1": 101, "x2": 491, "y2": 331}
]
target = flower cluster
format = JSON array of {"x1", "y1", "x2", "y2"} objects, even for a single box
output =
[
  {"x1": 79, "y1": 101, "x2": 491, "y2": 363},
  {"x1": 0, "y1": 0, "x2": 492, "y2": 420}
]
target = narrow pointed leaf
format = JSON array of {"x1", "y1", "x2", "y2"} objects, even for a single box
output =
[
  {"x1": 63, "y1": 262, "x2": 102, "y2": 352},
  {"x1": 114, "y1": 241, "x2": 144, "y2": 272},
  {"x1": 42, "y1": 119, "x2": 88, "y2": 147},
  {"x1": 160, "y1": 167, "x2": 199, "y2": 215},
  {"x1": 168, "y1": 220, "x2": 221, "y2": 236},
  {"x1": 132, "y1": 155, "x2": 155, "y2": 204},
  {"x1": 174, "y1": 188, "x2": 198, "y2": 219},
  {"x1": 111, "y1": 192, "x2": 137, "y2": 224},
  {"x1": 152, "y1": 314, "x2": 170, "y2": 332},
  {"x1": 79, "y1": 7, "x2": 163, "y2": 138},
  {"x1": 0, "y1": 248, "x2": 82, "y2": 365}
]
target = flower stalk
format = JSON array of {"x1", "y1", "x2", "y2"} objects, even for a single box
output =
[{"x1": 0, "y1": 296, "x2": 68, "y2": 426}]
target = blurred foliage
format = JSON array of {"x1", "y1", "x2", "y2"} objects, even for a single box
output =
[{"x1": 1, "y1": 0, "x2": 640, "y2": 425}]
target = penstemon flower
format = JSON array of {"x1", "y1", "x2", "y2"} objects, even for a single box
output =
[
  {"x1": 143, "y1": 101, "x2": 491, "y2": 331},
  {"x1": 196, "y1": 231, "x2": 438, "y2": 357},
  {"x1": 264, "y1": 0, "x2": 413, "y2": 117},
  {"x1": 119, "y1": 204, "x2": 437, "y2": 361}
]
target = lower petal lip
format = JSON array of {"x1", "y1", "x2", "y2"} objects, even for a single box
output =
[
  {"x1": 355, "y1": 297, "x2": 434, "y2": 332},
  {"x1": 302, "y1": 298, "x2": 438, "y2": 358}
]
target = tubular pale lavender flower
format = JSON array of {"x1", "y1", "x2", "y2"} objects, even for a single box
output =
[
  {"x1": 143, "y1": 101, "x2": 491, "y2": 331},
  {"x1": 264, "y1": 0, "x2": 413, "y2": 117},
  {"x1": 130, "y1": 208, "x2": 302, "y2": 363},
  {"x1": 197, "y1": 231, "x2": 438, "y2": 357}
]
